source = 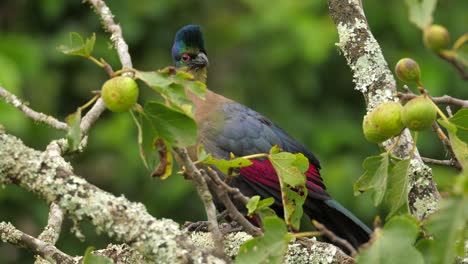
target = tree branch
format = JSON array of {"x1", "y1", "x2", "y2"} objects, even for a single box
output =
[
  {"x1": 0, "y1": 86, "x2": 69, "y2": 131},
  {"x1": 397, "y1": 93, "x2": 468, "y2": 108},
  {"x1": 328, "y1": 0, "x2": 440, "y2": 220},
  {"x1": 85, "y1": 0, "x2": 132, "y2": 70},
  {"x1": 37, "y1": 203, "x2": 65, "y2": 244},
  {"x1": 0, "y1": 222, "x2": 77, "y2": 264},
  {"x1": 0, "y1": 131, "x2": 223, "y2": 263}
]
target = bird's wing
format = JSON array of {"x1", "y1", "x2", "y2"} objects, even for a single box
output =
[{"x1": 204, "y1": 102, "x2": 329, "y2": 199}]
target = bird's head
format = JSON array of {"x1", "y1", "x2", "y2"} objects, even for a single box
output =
[{"x1": 172, "y1": 25, "x2": 209, "y2": 82}]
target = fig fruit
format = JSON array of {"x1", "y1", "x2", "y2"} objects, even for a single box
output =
[
  {"x1": 363, "y1": 102, "x2": 404, "y2": 143},
  {"x1": 101, "y1": 76, "x2": 139, "y2": 112},
  {"x1": 401, "y1": 95, "x2": 437, "y2": 131},
  {"x1": 423, "y1": 24, "x2": 450, "y2": 52},
  {"x1": 395, "y1": 58, "x2": 421, "y2": 84},
  {"x1": 363, "y1": 115, "x2": 390, "y2": 143}
]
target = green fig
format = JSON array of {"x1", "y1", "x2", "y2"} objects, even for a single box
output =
[
  {"x1": 401, "y1": 96, "x2": 437, "y2": 131},
  {"x1": 395, "y1": 58, "x2": 421, "y2": 84},
  {"x1": 101, "y1": 76, "x2": 139, "y2": 112},
  {"x1": 371, "y1": 102, "x2": 405, "y2": 137},
  {"x1": 363, "y1": 115, "x2": 391, "y2": 143},
  {"x1": 423, "y1": 24, "x2": 450, "y2": 53}
]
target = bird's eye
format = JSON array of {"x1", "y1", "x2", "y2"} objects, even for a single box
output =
[{"x1": 181, "y1": 53, "x2": 190, "y2": 63}]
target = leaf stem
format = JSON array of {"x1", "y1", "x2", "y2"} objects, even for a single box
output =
[
  {"x1": 130, "y1": 110, "x2": 150, "y2": 170},
  {"x1": 241, "y1": 153, "x2": 269, "y2": 160},
  {"x1": 410, "y1": 131, "x2": 419, "y2": 158},
  {"x1": 112, "y1": 68, "x2": 137, "y2": 77},
  {"x1": 87, "y1": 56, "x2": 105, "y2": 67},
  {"x1": 79, "y1": 95, "x2": 99, "y2": 112},
  {"x1": 293, "y1": 231, "x2": 322, "y2": 238},
  {"x1": 387, "y1": 133, "x2": 402, "y2": 154}
]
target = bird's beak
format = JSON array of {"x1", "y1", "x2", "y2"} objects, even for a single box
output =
[{"x1": 190, "y1": 52, "x2": 209, "y2": 69}]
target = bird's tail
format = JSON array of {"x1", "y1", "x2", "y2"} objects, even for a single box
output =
[{"x1": 304, "y1": 199, "x2": 372, "y2": 253}]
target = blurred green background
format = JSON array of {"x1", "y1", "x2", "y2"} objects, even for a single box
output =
[{"x1": 0, "y1": 0, "x2": 465, "y2": 262}]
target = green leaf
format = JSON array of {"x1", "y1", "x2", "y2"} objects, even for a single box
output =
[
  {"x1": 415, "y1": 239, "x2": 436, "y2": 264},
  {"x1": 405, "y1": 0, "x2": 437, "y2": 30},
  {"x1": 268, "y1": 150, "x2": 308, "y2": 186},
  {"x1": 199, "y1": 153, "x2": 252, "y2": 175},
  {"x1": 448, "y1": 108, "x2": 468, "y2": 143},
  {"x1": 354, "y1": 153, "x2": 390, "y2": 206},
  {"x1": 268, "y1": 149, "x2": 308, "y2": 230},
  {"x1": 143, "y1": 101, "x2": 197, "y2": 147},
  {"x1": 57, "y1": 32, "x2": 95, "y2": 57},
  {"x1": 236, "y1": 217, "x2": 293, "y2": 264},
  {"x1": 246, "y1": 196, "x2": 277, "y2": 219},
  {"x1": 424, "y1": 196, "x2": 468, "y2": 264},
  {"x1": 357, "y1": 215, "x2": 423, "y2": 264},
  {"x1": 66, "y1": 108, "x2": 82, "y2": 151},
  {"x1": 438, "y1": 118, "x2": 468, "y2": 169},
  {"x1": 83, "y1": 247, "x2": 114, "y2": 264},
  {"x1": 135, "y1": 69, "x2": 206, "y2": 115},
  {"x1": 386, "y1": 159, "x2": 411, "y2": 218}
]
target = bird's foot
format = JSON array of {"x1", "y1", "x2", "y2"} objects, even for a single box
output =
[{"x1": 183, "y1": 221, "x2": 210, "y2": 232}]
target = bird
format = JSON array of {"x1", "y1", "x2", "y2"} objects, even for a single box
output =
[{"x1": 171, "y1": 24, "x2": 372, "y2": 252}]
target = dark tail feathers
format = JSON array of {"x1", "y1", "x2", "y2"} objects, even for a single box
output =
[{"x1": 305, "y1": 199, "x2": 372, "y2": 254}]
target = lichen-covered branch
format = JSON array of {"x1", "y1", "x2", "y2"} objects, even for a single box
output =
[
  {"x1": 0, "y1": 222, "x2": 78, "y2": 264},
  {"x1": 327, "y1": 0, "x2": 440, "y2": 220},
  {"x1": 0, "y1": 86, "x2": 69, "y2": 131},
  {"x1": 38, "y1": 203, "x2": 64, "y2": 244},
  {"x1": 34, "y1": 203, "x2": 65, "y2": 264},
  {"x1": 0, "y1": 131, "x2": 222, "y2": 263},
  {"x1": 191, "y1": 231, "x2": 355, "y2": 264}
]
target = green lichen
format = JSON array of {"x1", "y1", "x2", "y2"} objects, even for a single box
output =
[
  {"x1": 0, "y1": 222, "x2": 22, "y2": 244},
  {"x1": 408, "y1": 160, "x2": 439, "y2": 219},
  {"x1": 285, "y1": 239, "x2": 338, "y2": 264}
]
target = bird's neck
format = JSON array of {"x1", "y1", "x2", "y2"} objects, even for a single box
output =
[
  {"x1": 187, "y1": 88, "x2": 229, "y2": 122},
  {"x1": 179, "y1": 66, "x2": 207, "y2": 83}
]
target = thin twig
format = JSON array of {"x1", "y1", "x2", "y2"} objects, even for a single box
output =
[
  {"x1": 421, "y1": 157, "x2": 460, "y2": 168},
  {"x1": 312, "y1": 220, "x2": 358, "y2": 257},
  {"x1": 205, "y1": 168, "x2": 250, "y2": 205},
  {"x1": 204, "y1": 168, "x2": 262, "y2": 236},
  {"x1": 397, "y1": 92, "x2": 468, "y2": 108},
  {"x1": 34, "y1": 203, "x2": 65, "y2": 264},
  {"x1": 173, "y1": 147, "x2": 225, "y2": 257},
  {"x1": 0, "y1": 86, "x2": 69, "y2": 131},
  {"x1": 0, "y1": 222, "x2": 77, "y2": 264},
  {"x1": 37, "y1": 203, "x2": 65, "y2": 244},
  {"x1": 430, "y1": 123, "x2": 462, "y2": 170},
  {"x1": 438, "y1": 51, "x2": 468, "y2": 81},
  {"x1": 85, "y1": 0, "x2": 133, "y2": 70}
]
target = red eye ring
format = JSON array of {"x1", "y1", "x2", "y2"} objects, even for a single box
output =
[{"x1": 181, "y1": 53, "x2": 190, "y2": 63}]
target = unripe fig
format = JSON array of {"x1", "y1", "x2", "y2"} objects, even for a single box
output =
[
  {"x1": 101, "y1": 76, "x2": 139, "y2": 112},
  {"x1": 363, "y1": 115, "x2": 390, "y2": 143},
  {"x1": 401, "y1": 95, "x2": 437, "y2": 131},
  {"x1": 423, "y1": 24, "x2": 450, "y2": 52},
  {"x1": 363, "y1": 102, "x2": 405, "y2": 143},
  {"x1": 395, "y1": 58, "x2": 421, "y2": 84},
  {"x1": 370, "y1": 102, "x2": 405, "y2": 137}
]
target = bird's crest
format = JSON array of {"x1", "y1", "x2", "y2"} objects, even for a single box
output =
[{"x1": 172, "y1": 25, "x2": 205, "y2": 61}]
